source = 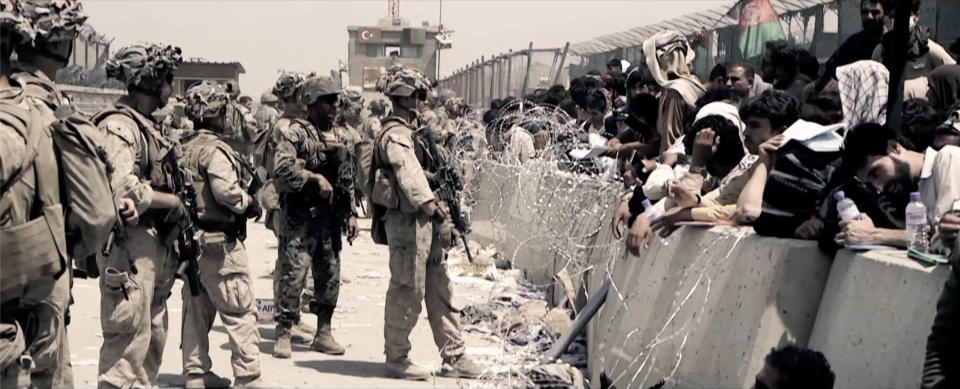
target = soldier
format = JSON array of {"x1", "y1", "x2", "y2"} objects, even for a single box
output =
[
  {"x1": 177, "y1": 82, "x2": 263, "y2": 389},
  {"x1": 271, "y1": 74, "x2": 359, "y2": 358},
  {"x1": 253, "y1": 90, "x2": 281, "y2": 135},
  {"x1": 222, "y1": 81, "x2": 259, "y2": 162},
  {"x1": 371, "y1": 65, "x2": 483, "y2": 380},
  {"x1": 6, "y1": 1, "x2": 117, "y2": 387},
  {"x1": 91, "y1": 43, "x2": 186, "y2": 388},
  {"x1": 1, "y1": 2, "x2": 45, "y2": 387},
  {"x1": 362, "y1": 98, "x2": 388, "y2": 141}
]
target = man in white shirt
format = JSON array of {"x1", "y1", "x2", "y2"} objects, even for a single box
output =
[{"x1": 836, "y1": 123, "x2": 960, "y2": 246}]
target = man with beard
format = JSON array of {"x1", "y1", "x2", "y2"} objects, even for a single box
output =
[
  {"x1": 818, "y1": 0, "x2": 887, "y2": 87},
  {"x1": 271, "y1": 75, "x2": 359, "y2": 358},
  {"x1": 836, "y1": 122, "x2": 960, "y2": 247}
]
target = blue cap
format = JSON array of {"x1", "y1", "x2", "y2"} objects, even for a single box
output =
[
  {"x1": 910, "y1": 192, "x2": 921, "y2": 201},
  {"x1": 833, "y1": 191, "x2": 845, "y2": 201}
]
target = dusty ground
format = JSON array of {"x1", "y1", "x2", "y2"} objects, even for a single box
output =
[{"x1": 67, "y1": 219, "x2": 526, "y2": 388}]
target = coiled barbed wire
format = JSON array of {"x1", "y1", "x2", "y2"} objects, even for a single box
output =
[{"x1": 445, "y1": 99, "x2": 737, "y2": 389}]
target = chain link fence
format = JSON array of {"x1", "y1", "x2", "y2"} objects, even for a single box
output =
[{"x1": 439, "y1": 42, "x2": 571, "y2": 109}]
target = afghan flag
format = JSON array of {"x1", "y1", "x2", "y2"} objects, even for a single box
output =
[{"x1": 730, "y1": 0, "x2": 786, "y2": 59}]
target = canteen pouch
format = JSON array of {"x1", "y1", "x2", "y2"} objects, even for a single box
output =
[
  {"x1": 0, "y1": 204, "x2": 65, "y2": 304},
  {"x1": 99, "y1": 267, "x2": 142, "y2": 334}
]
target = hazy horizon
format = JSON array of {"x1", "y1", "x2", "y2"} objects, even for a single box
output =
[{"x1": 82, "y1": 0, "x2": 727, "y2": 96}]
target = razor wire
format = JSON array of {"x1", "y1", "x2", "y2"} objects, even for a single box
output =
[{"x1": 445, "y1": 100, "x2": 752, "y2": 389}]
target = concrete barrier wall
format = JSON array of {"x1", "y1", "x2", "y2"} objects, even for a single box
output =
[
  {"x1": 467, "y1": 162, "x2": 951, "y2": 389},
  {"x1": 589, "y1": 227, "x2": 831, "y2": 388},
  {"x1": 808, "y1": 250, "x2": 950, "y2": 389}
]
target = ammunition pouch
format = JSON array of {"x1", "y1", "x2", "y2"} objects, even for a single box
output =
[
  {"x1": 197, "y1": 220, "x2": 239, "y2": 241},
  {"x1": 0, "y1": 204, "x2": 65, "y2": 304},
  {"x1": 370, "y1": 168, "x2": 400, "y2": 210}
]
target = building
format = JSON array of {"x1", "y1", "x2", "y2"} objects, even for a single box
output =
[
  {"x1": 346, "y1": 17, "x2": 440, "y2": 90},
  {"x1": 173, "y1": 59, "x2": 246, "y2": 96}
]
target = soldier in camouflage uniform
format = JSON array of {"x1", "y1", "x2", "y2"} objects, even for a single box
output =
[
  {"x1": 4, "y1": 1, "x2": 118, "y2": 387},
  {"x1": 253, "y1": 91, "x2": 281, "y2": 135},
  {"x1": 271, "y1": 74, "x2": 359, "y2": 358},
  {"x1": 177, "y1": 82, "x2": 263, "y2": 389},
  {"x1": 362, "y1": 98, "x2": 388, "y2": 141},
  {"x1": 91, "y1": 43, "x2": 187, "y2": 388},
  {"x1": 0, "y1": 0, "x2": 64, "y2": 388},
  {"x1": 371, "y1": 65, "x2": 483, "y2": 380}
]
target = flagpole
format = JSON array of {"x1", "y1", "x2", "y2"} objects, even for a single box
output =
[
  {"x1": 436, "y1": 0, "x2": 443, "y2": 82},
  {"x1": 885, "y1": 0, "x2": 911, "y2": 131}
]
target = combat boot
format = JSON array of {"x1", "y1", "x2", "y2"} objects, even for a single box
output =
[
  {"x1": 184, "y1": 372, "x2": 231, "y2": 389},
  {"x1": 291, "y1": 321, "x2": 316, "y2": 344},
  {"x1": 273, "y1": 324, "x2": 292, "y2": 359},
  {"x1": 311, "y1": 315, "x2": 345, "y2": 355},
  {"x1": 385, "y1": 357, "x2": 432, "y2": 381},
  {"x1": 233, "y1": 375, "x2": 268, "y2": 388},
  {"x1": 441, "y1": 354, "x2": 485, "y2": 379}
]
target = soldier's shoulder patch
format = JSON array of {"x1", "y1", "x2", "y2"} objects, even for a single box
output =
[{"x1": 101, "y1": 115, "x2": 141, "y2": 146}]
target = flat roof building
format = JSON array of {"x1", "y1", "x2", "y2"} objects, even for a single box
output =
[
  {"x1": 173, "y1": 59, "x2": 246, "y2": 96},
  {"x1": 347, "y1": 17, "x2": 440, "y2": 90}
]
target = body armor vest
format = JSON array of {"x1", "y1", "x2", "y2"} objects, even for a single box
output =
[{"x1": 179, "y1": 131, "x2": 242, "y2": 226}]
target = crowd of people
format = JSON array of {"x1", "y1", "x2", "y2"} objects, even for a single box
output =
[
  {"x1": 469, "y1": 0, "x2": 959, "y2": 388},
  {"x1": 2, "y1": 0, "x2": 960, "y2": 388}
]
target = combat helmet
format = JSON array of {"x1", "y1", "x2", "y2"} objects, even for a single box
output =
[
  {"x1": 300, "y1": 75, "x2": 341, "y2": 106},
  {"x1": 260, "y1": 90, "x2": 279, "y2": 104},
  {"x1": 1, "y1": 0, "x2": 34, "y2": 45},
  {"x1": 183, "y1": 81, "x2": 230, "y2": 121},
  {"x1": 272, "y1": 71, "x2": 309, "y2": 101},
  {"x1": 375, "y1": 64, "x2": 432, "y2": 98},
  {"x1": 18, "y1": 0, "x2": 85, "y2": 44},
  {"x1": 106, "y1": 43, "x2": 183, "y2": 91}
]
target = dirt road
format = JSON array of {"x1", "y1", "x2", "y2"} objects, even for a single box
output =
[{"x1": 67, "y1": 219, "x2": 511, "y2": 388}]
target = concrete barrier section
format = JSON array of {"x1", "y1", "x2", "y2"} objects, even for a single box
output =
[
  {"x1": 467, "y1": 163, "x2": 951, "y2": 389},
  {"x1": 808, "y1": 249, "x2": 950, "y2": 389},
  {"x1": 588, "y1": 227, "x2": 831, "y2": 388}
]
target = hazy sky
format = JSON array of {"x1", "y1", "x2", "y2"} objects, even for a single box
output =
[{"x1": 83, "y1": 0, "x2": 727, "y2": 95}]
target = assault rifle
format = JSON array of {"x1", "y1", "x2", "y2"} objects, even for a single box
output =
[
  {"x1": 420, "y1": 130, "x2": 474, "y2": 263},
  {"x1": 162, "y1": 149, "x2": 202, "y2": 297},
  {"x1": 235, "y1": 157, "x2": 263, "y2": 242}
]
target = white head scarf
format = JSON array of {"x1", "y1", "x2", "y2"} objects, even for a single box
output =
[
  {"x1": 643, "y1": 30, "x2": 706, "y2": 106},
  {"x1": 695, "y1": 101, "x2": 746, "y2": 148}
]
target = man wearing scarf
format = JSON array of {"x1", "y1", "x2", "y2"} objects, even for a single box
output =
[{"x1": 643, "y1": 30, "x2": 706, "y2": 154}]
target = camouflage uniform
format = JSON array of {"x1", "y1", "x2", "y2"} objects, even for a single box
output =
[
  {"x1": 1, "y1": 2, "x2": 94, "y2": 387},
  {"x1": 0, "y1": 10, "x2": 31, "y2": 385},
  {"x1": 92, "y1": 43, "x2": 183, "y2": 388},
  {"x1": 223, "y1": 101, "x2": 259, "y2": 160},
  {"x1": 176, "y1": 82, "x2": 261, "y2": 387},
  {"x1": 372, "y1": 65, "x2": 480, "y2": 380},
  {"x1": 252, "y1": 91, "x2": 280, "y2": 134},
  {"x1": 271, "y1": 76, "x2": 355, "y2": 356}
]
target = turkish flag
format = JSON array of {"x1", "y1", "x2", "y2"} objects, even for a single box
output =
[{"x1": 358, "y1": 28, "x2": 381, "y2": 43}]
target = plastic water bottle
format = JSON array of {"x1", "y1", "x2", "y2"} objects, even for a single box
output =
[
  {"x1": 905, "y1": 192, "x2": 930, "y2": 252},
  {"x1": 642, "y1": 199, "x2": 663, "y2": 222},
  {"x1": 834, "y1": 191, "x2": 861, "y2": 222}
]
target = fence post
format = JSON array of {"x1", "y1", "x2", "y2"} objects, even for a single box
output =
[
  {"x1": 506, "y1": 55, "x2": 513, "y2": 98},
  {"x1": 521, "y1": 41, "x2": 534, "y2": 96},
  {"x1": 552, "y1": 42, "x2": 570, "y2": 85}
]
